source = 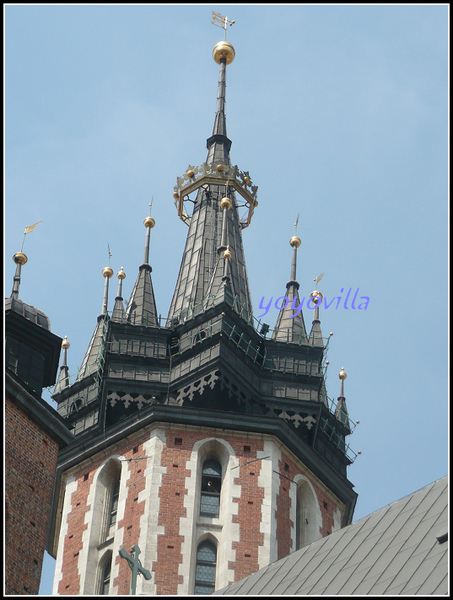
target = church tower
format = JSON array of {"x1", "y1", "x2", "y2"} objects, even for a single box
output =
[{"x1": 49, "y1": 23, "x2": 357, "y2": 595}]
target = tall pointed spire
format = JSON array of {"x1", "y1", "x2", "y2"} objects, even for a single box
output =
[
  {"x1": 168, "y1": 32, "x2": 257, "y2": 326},
  {"x1": 126, "y1": 216, "x2": 159, "y2": 327},
  {"x1": 273, "y1": 235, "x2": 308, "y2": 344}
]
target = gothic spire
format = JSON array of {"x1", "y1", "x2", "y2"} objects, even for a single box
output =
[
  {"x1": 77, "y1": 266, "x2": 112, "y2": 381},
  {"x1": 126, "y1": 216, "x2": 159, "y2": 327},
  {"x1": 168, "y1": 39, "x2": 256, "y2": 325},
  {"x1": 54, "y1": 336, "x2": 70, "y2": 394},
  {"x1": 335, "y1": 367, "x2": 351, "y2": 429},
  {"x1": 10, "y1": 252, "x2": 28, "y2": 300},
  {"x1": 112, "y1": 267, "x2": 126, "y2": 322},
  {"x1": 273, "y1": 235, "x2": 308, "y2": 344}
]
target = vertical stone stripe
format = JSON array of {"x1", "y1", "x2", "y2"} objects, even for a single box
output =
[{"x1": 113, "y1": 442, "x2": 148, "y2": 595}]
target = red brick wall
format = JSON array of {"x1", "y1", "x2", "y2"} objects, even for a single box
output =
[
  {"x1": 5, "y1": 395, "x2": 60, "y2": 595},
  {"x1": 229, "y1": 438, "x2": 265, "y2": 582},
  {"x1": 152, "y1": 429, "x2": 192, "y2": 595}
]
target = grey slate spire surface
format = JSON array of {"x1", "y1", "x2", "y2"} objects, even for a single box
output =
[
  {"x1": 77, "y1": 266, "x2": 112, "y2": 380},
  {"x1": 168, "y1": 43, "x2": 253, "y2": 325},
  {"x1": 54, "y1": 337, "x2": 70, "y2": 394},
  {"x1": 126, "y1": 217, "x2": 158, "y2": 327},
  {"x1": 273, "y1": 236, "x2": 308, "y2": 344}
]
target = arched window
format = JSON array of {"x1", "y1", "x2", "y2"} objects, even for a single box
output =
[
  {"x1": 200, "y1": 459, "x2": 222, "y2": 517},
  {"x1": 194, "y1": 540, "x2": 217, "y2": 594},
  {"x1": 295, "y1": 479, "x2": 320, "y2": 549},
  {"x1": 98, "y1": 552, "x2": 112, "y2": 595}
]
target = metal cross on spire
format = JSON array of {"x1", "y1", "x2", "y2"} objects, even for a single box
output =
[
  {"x1": 119, "y1": 545, "x2": 151, "y2": 594},
  {"x1": 211, "y1": 11, "x2": 235, "y2": 39}
]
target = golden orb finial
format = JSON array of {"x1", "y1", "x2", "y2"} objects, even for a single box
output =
[
  {"x1": 102, "y1": 266, "x2": 114, "y2": 279},
  {"x1": 290, "y1": 236, "x2": 301, "y2": 248},
  {"x1": 339, "y1": 367, "x2": 347, "y2": 381},
  {"x1": 144, "y1": 216, "x2": 155, "y2": 229},
  {"x1": 62, "y1": 335, "x2": 70, "y2": 350},
  {"x1": 13, "y1": 252, "x2": 28, "y2": 265},
  {"x1": 310, "y1": 290, "x2": 323, "y2": 305},
  {"x1": 223, "y1": 247, "x2": 232, "y2": 259},
  {"x1": 220, "y1": 197, "x2": 231, "y2": 210},
  {"x1": 117, "y1": 266, "x2": 126, "y2": 280},
  {"x1": 212, "y1": 40, "x2": 235, "y2": 65}
]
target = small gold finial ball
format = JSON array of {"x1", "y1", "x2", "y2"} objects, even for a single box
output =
[
  {"x1": 117, "y1": 266, "x2": 126, "y2": 280},
  {"x1": 212, "y1": 41, "x2": 235, "y2": 65},
  {"x1": 62, "y1": 336, "x2": 70, "y2": 350},
  {"x1": 290, "y1": 236, "x2": 301, "y2": 248},
  {"x1": 186, "y1": 169, "x2": 195, "y2": 179},
  {"x1": 144, "y1": 216, "x2": 155, "y2": 229},
  {"x1": 224, "y1": 248, "x2": 232, "y2": 260},
  {"x1": 220, "y1": 197, "x2": 231, "y2": 210},
  {"x1": 216, "y1": 164, "x2": 224, "y2": 172},
  {"x1": 310, "y1": 290, "x2": 323, "y2": 304},
  {"x1": 243, "y1": 176, "x2": 250, "y2": 185},
  {"x1": 103, "y1": 266, "x2": 114, "y2": 278},
  {"x1": 173, "y1": 190, "x2": 179, "y2": 199},
  {"x1": 339, "y1": 367, "x2": 347, "y2": 381},
  {"x1": 13, "y1": 252, "x2": 28, "y2": 265}
]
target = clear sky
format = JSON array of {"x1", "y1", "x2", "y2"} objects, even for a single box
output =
[{"x1": 4, "y1": 4, "x2": 448, "y2": 595}]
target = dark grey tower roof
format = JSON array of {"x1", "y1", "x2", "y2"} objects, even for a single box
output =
[{"x1": 168, "y1": 43, "x2": 255, "y2": 325}]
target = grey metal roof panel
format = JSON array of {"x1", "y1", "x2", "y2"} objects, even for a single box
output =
[{"x1": 214, "y1": 476, "x2": 448, "y2": 596}]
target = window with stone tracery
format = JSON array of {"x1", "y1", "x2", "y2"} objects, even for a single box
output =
[
  {"x1": 200, "y1": 459, "x2": 222, "y2": 517},
  {"x1": 194, "y1": 539, "x2": 217, "y2": 594}
]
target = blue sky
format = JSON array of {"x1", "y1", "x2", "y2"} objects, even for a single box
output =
[{"x1": 4, "y1": 4, "x2": 448, "y2": 595}]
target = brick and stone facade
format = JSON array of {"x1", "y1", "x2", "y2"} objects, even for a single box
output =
[
  {"x1": 5, "y1": 374, "x2": 73, "y2": 595},
  {"x1": 52, "y1": 423, "x2": 346, "y2": 595}
]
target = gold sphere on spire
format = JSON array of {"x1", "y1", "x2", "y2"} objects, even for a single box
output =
[
  {"x1": 290, "y1": 236, "x2": 301, "y2": 248},
  {"x1": 103, "y1": 266, "x2": 114, "y2": 278},
  {"x1": 62, "y1": 336, "x2": 70, "y2": 350},
  {"x1": 13, "y1": 252, "x2": 28, "y2": 265},
  {"x1": 144, "y1": 216, "x2": 155, "y2": 229},
  {"x1": 224, "y1": 247, "x2": 232, "y2": 259},
  {"x1": 117, "y1": 266, "x2": 126, "y2": 280},
  {"x1": 339, "y1": 367, "x2": 347, "y2": 381},
  {"x1": 212, "y1": 41, "x2": 235, "y2": 64},
  {"x1": 220, "y1": 197, "x2": 232, "y2": 210},
  {"x1": 310, "y1": 290, "x2": 323, "y2": 305}
]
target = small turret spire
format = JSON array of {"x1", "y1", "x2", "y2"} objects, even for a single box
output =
[
  {"x1": 53, "y1": 336, "x2": 70, "y2": 394},
  {"x1": 10, "y1": 252, "x2": 28, "y2": 300},
  {"x1": 101, "y1": 266, "x2": 114, "y2": 315},
  {"x1": 112, "y1": 267, "x2": 126, "y2": 322},
  {"x1": 126, "y1": 213, "x2": 159, "y2": 327},
  {"x1": 273, "y1": 232, "x2": 308, "y2": 344},
  {"x1": 335, "y1": 367, "x2": 350, "y2": 428},
  {"x1": 309, "y1": 272, "x2": 325, "y2": 347}
]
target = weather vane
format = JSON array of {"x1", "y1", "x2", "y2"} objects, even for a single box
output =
[
  {"x1": 294, "y1": 214, "x2": 299, "y2": 236},
  {"x1": 20, "y1": 220, "x2": 42, "y2": 252},
  {"x1": 211, "y1": 11, "x2": 235, "y2": 40}
]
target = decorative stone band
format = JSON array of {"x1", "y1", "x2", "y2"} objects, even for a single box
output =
[{"x1": 173, "y1": 162, "x2": 258, "y2": 227}]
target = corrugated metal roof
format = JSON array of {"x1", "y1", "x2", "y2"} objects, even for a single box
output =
[{"x1": 215, "y1": 476, "x2": 448, "y2": 595}]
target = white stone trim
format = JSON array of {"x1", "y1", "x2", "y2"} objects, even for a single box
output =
[{"x1": 52, "y1": 473, "x2": 78, "y2": 594}]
